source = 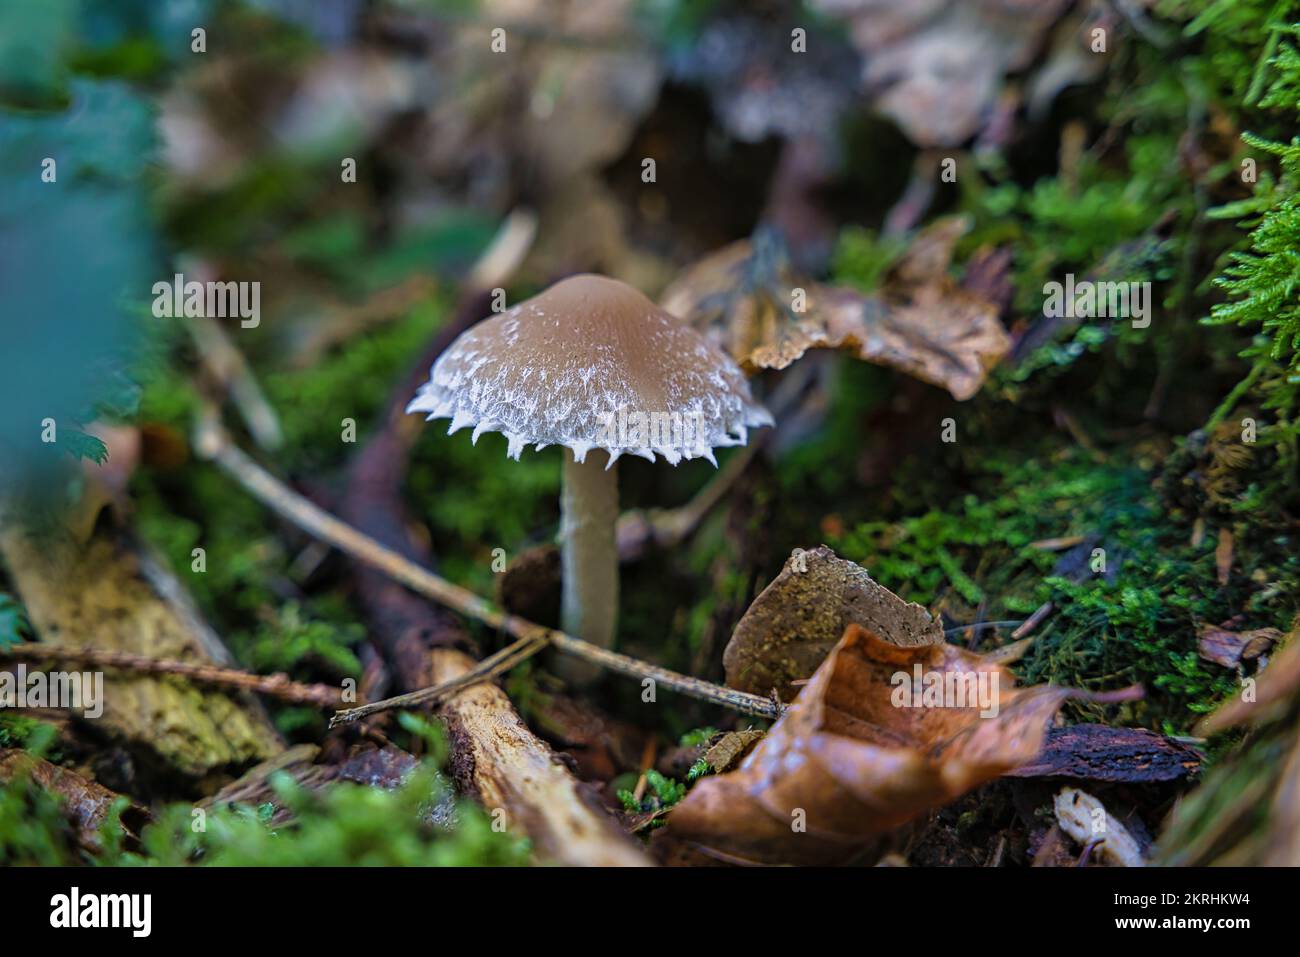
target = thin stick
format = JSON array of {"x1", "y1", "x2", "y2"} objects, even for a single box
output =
[
  {"x1": 0, "y1": 643, "x2": 342, "y2": 708},
  {"x1": 942, "y1": 620, "x2": 1025, "y2": 637},
  {"x1": 1012, "y1": 602, "x2": 1054, "y2": 640},
  {"x1": 983, "y1": 635, "x2": 1037, "y2": 666},
  {"x1": 330, "y1": 632, "x2": 548, "y2": 726},
  {"x1": 187, "y1": 312, "x2": 283, "y2": 451},
  {"x1": 196, "y1": 421, "x2": 783, "y2": 721}
]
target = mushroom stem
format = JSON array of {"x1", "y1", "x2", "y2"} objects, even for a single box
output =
[{"x1": 559, "y1": 448, "x2": 618, "y2": 681}]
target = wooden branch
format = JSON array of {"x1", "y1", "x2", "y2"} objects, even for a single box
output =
[
  {"x1": 0, "y1": 643, "x2": 344, "y2": 708},
  {"x1": 196, "y1": 422, "x2": 783, "y2": 722},
  {"x1": 329, "y1": 633, "x2": 548, "y2": 726},
  {"x1": 428, "y1": 645, "x2": 650, "y2": 866}
]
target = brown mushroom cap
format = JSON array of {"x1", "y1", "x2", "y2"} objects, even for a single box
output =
[{"x1": 407, "y1": 274, "x2": 772, "y2": 465}]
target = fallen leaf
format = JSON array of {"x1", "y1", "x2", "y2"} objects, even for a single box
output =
[
  {"x1": 1197, "y1": 623, "x2": 1280, "y2": 670},
  {"x1": 723, "y1": 545, "x2": 943, "y2": 701},
  {"x1": 660, "y1": 219, "x2": 1010, "y2": 400},
  {"x1": 671, "y1": 623, "x2": 1081, "y2": 865},
  {"x1": 704, "y1": 729, "x2": 766, "y2": 774},
  {"x1": 1197, "y1": 631, "x2": 1300, "y2": 737},
  {"x1": 810, "y1": 0, "x2": 1088, "y2": 148}
]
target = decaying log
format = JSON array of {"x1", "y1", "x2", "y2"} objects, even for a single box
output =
[
  {"x1": 0, "y1": 748, "x2": 149, "y2": 850},
  {"x1": 0, "y1": 517, "x2": 283, "y2": 788}
]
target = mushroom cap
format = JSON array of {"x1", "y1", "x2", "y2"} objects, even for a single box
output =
[{"x1": 407, "y1": 274, "x2": 773, "y2": 466}]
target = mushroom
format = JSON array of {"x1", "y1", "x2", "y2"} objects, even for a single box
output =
[{"x1": 407, "y1": 274, "x2": 772, "y2": 678}]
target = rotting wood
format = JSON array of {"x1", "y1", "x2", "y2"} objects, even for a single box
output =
[{"x1": 0, "y1": 517, "x2": 283, "y2": 785}]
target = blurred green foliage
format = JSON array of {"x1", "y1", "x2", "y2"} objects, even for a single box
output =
[
  {"x1": 1, "y1": 715, "x2": 530, "y2": 866},
  {"x1": 0, "y1": 593, "x2": 30, "y2": 647}
]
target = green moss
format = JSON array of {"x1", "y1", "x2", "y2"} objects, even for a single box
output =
[
  {"x1": 679, "y1": 726, "x2": 718, "y2": 748},
  {"x1": 1208, "y1": 133, "x2": 1300, "y2": 372},
  {"x1": 408, "y1": 431, "x2": 560, "y2": 594},
  {"x1": 829, "y1": 448, "x2": 1287, "y2": 731},
  {"x1": 263, "y1": 299, "x2": 449, "y2": 472},
  {"x1": 108, "y1": 761, "x2": 530, "y2": 866},
  {"x1": 831, "y1": 227, "x2": 908, "y2": 293},
  {"x1": 618, "y1": 769, "x2": 687, "y2": 816},
  {"x1": 0, "y1": 714, "x2": 53, "y2": 751}
]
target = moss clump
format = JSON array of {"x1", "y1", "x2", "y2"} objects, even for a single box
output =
[
  {"x1": 2, "y1": 715, "x2": 531, "y2": 867},
  {"x1": 829, "y1": 447, "x2": 1289, "y2": 732},
  {"x1": 617, "y1": 769, "x2": 687, "y2": 816},
  {"x1": 106, "y1": 763, "x2": 530, "y2": 867}
]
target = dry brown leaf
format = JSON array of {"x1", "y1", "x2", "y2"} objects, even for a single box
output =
[
  {"x1": 810, "y1": 0, "x2": 1089, "y2": 147},
  {"x1": 723, "y1": 545, "x2": 943, "y2": 702},
  {"x1": 704, "y1": 729, "x2": 766, "y2": 774},
  {"x1": 671, "y1": 623, "x2": 1080, "y2": 865},
  {"x1": 1198, "y1": 631, "x2": 1300, "y2": 737},
  {"x1": 1196, "y1": 623, "x2": 1280, "y2": 671},
  {"x1": 660, "y1": 219, "x2": 1010, "y2": 400}
]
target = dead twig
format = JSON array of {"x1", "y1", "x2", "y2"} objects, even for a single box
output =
[
  {"x1": 1011, "y1": 602, "x2": 1055, "y2": 640},
  {"x1": 0, "y1": 643, "x2": 343, "y2": 708},
  {"x1": 329, "y1": 632, "x2": 548, "y2": 726},
  {"x1": 186, "y1": 309, "x2": 283, "y2": 451}
]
